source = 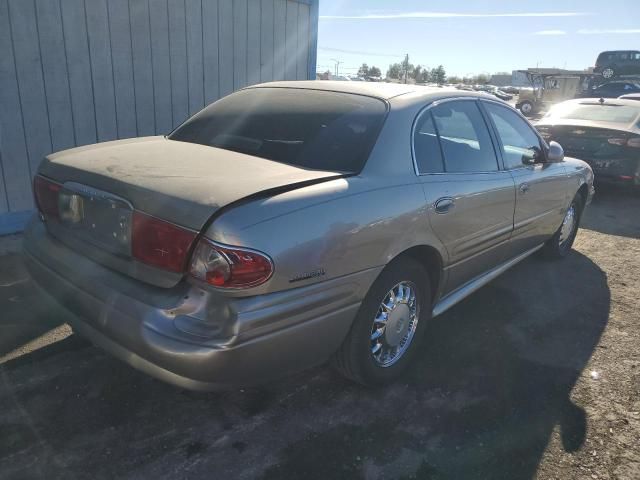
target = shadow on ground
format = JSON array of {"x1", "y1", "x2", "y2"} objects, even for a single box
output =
[
  {"x1": 581, "y1": 185, "x2": 640, "y2": 239},
  {"x1": 0, "y1": 243, "x2": 609, "y2": 479}
]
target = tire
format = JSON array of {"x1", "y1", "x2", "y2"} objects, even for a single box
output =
[
  {"x1": 519, "y1": 100, "x2": 534, "y2": 116},
  {"x1": 602, "y1": 67, "x2": 615, "y2": 79},
  {"x1": 541, "y1": 194, "x2": 584, "y2": 259},
  {"x1": 332, "y1": 257, "x2": 431, "y2": 386}
]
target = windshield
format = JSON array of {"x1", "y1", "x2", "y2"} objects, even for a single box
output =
[
  {"x1": 545, "y1": 102, "x2": 640, "y2": 124},
  {"x1": 169, "y1": 88, "x2": 387, "y2": 173}
]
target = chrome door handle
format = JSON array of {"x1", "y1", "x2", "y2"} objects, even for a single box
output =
[
  {"x1": 434, "y1": 197, "x2": 455, "y2": 214},
  {"x1": 519, "y1": 183, "x2": 530, "y2": 194}
]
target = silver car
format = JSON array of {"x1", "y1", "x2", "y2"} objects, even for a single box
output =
[{"x1": 24, "y1": 82, "x2": 594, "y2": 390}]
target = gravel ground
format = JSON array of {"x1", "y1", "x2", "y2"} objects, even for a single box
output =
[{"x1": 0, "y1": 188, "x2": 638, "y2": 480}]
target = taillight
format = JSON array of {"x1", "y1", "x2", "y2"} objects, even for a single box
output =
[
  {"x1": 627, "y1": 137, "x2": 640, "y2": 148},
  {"x1": 132, "y1": 212, "x2": 197, "y2": 273},
  {"x1": 189, "y1": 238, "x2": 273, "y2": 288},
  {"x1": 33, "y1": 176, "x2": 61, "y2": 218},
  {"x1": 607, "y1": 137, "x2": 640, "y2": 148}
]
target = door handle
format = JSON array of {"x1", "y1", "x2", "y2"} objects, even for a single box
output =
[
  {"x1": 519, "y1": 182, "x2": 530, "y2": 194},
  {"x1": 434, "y1": 197, "x2": 455, "y2": 214}
]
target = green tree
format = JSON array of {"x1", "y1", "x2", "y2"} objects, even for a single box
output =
[
  {"x1": 401, "y1": 57, "x2": 415, "y2": 81},
  {"x1": 357, "y1": 63, "x2": 370, "y2": 78},
  {"x1": 448, "y1": 75, "x2": 461, "y2": 84},
  {"x1": 419, "y1": 68, "x2": 430, "y2": 83},
  {"x1": 368, "y1": 66, "x2": 381, "y2": 78},
  {"x1": 387, "y1": 63, "x2": 402, "y2": 79},
  {"x1": 430, "y1": 65, "x2": 447, "y2": 84},
  {"x1": 413, "y1": 65, "x2": 423, "y2": 81}
]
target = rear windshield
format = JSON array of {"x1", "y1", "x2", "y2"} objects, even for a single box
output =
[
  {"x1": 545, "y1": 103, "x2": 640, "y2": 124},
  {"x1": 169, "y1": 88, "x2": 387, "y2": 173}
]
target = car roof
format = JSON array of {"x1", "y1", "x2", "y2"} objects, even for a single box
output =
[
  {"x1": 246, "y1": 80, "x2": 496, "y2": 105},
  {"x1": 599, "y1": 50, "x2": 640, "y2": 55}
]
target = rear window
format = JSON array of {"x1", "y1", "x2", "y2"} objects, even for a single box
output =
[
  {"x1": 545, "y1": 103, "x2": 640, "y2": 124},
  {"x1": 168, "y1": 88, "x2": 387, "y2": 173}
]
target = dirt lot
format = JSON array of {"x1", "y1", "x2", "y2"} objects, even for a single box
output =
[{"x1": 1, "y1": 188, "x2": 638, "y2": 480}]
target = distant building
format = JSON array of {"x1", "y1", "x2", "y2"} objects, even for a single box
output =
[{"x1": 488, "y1": 74, "x2": 512, "y2": 87}]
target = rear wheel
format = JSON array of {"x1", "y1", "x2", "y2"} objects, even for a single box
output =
[
  {"x1": 541, "y1": 194, "x2": 584, "y2": 259},
  {"x1": 333, "y1": 257, "x2": 431, "y2": 386},
  {"x1": 519, "y1": 100, "x2": 534, "y2": 116}
]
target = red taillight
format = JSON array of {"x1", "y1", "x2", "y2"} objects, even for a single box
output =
[
  {"x1": 132, "y1": 212, "x2": 197, "y2": 273},
  {"x1": 189, "y1": 238, "x2": 273, "y2": 288},
  {"x1": 33, "y1": 176, "x2": 61, "y2": 217}
]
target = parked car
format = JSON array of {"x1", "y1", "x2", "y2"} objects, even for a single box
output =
[
  {"x1": 619, "y1": 93, "x2": 640, "y2": 101},
  {"x1": 594, "y1": 50, "x2": 640, "y2": 79},
  {"x1": 536, "y1": 98, "x2": 640, "y2": 191},
  {"x1": 486, "y1": 86, "x2": 513, "y2": 101},
  {"x1": 24, "y1": 83, "x2": 594, "y2": 390},
  {"x1": 500, "y1": 86, "x2": 520, "y2": 95},
  {"x1": 584, "y1": 81, "x2": 640, "y2": 99}
]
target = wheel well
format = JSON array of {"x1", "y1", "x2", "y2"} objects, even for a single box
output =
[
  {"x1": 577, "y1": 183, "x2": 588, "y2": 209},
  {"x1": 394, "y1": 245, "x2": 443, "y2": 302}
]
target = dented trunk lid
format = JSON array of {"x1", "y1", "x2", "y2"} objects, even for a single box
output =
[{"x1": 37, "y1": 136, "x2": 344, "y2": 287}]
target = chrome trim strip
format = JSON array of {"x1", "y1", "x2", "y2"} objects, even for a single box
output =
[{"x1": 432, "y1": 243, "x2": 543, "y2": 317}]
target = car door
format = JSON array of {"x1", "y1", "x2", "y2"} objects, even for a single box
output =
[
  {"x1": 413, "y1": 99, "x2": 516, "y2": 295},
  {"x1": 481, "y1": 100, "x2": 569, "y2": 257}
]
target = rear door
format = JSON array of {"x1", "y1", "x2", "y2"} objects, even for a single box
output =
[
  {"x1": 481, "y1": 101, "x2": 569, "y2": 256},
  {"x1": 414, "y1": 99, "x2": 516, "y2": 295}
]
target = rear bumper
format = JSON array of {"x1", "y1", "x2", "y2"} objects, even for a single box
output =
[{"x1": 23, "y1": 218, "x2": 373, "y2": 390}]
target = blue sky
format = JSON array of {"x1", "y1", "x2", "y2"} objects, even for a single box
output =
[{"x1": 317, "y1": 0, "x2": 640, "y2": 78}]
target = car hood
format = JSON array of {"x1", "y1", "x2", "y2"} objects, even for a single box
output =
[{"x1": 39, "y1": 136, "x2": 345, "y2": 230}]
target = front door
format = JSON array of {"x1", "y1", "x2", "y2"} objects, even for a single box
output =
[
  {"x1": 413, "y1": 99, "x2": 516, "y2": 295},
  {"x1": 481, "y1": 101, "x2": 570, "y2": 257}
]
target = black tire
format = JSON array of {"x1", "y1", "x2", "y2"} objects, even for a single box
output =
[
  {"x1": 519, "y1": 100, "x2": 535, "y2": 117},
  {"x1": 332, "y1": 257, "x2": 431, "y2": 386},
  {"x1": 541, "y1": 194, "x2": 584, "y2": 259}
]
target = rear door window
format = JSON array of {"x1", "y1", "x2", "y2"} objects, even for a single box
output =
[
  {"x1": 431, "y1": 101, "x2": 499, "y2": 172},
  {"x1": 483, "y1": 102, "x2": 542, "y2": 169},
  {"x1": 413, "y1": 111, "x2": 444, "y2": 173},
  {"x1": 169, "y1": 88, "x2": 387, "y2": 173}
]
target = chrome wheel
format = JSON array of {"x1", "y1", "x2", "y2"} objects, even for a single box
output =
[
  {"x1": 521, "y1": 102, "x2": 533, "y2": 115},
  {"x1": 602, "y1": 67, "x2": 614, "y2": 79},
  {"x1": 370, "y1": 281, "x2": 419, "y2": 367},
  {"x1": 559, "y1": 204, "x2": 576, "y2": 247}
]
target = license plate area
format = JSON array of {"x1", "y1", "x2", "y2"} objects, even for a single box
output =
[{"x1": 58, "y1": 182, "x2": 133, "y2": 257}]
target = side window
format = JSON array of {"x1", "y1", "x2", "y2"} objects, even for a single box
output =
[
  {"x1": 431, "y1": 101, "x2": 498, "y2": 172},
  {"x1": 413, "y1": 111, "x2": 444, "y2": 173},
  {"x1": 483, "y1": 102, "x2": 542, "y2": 169}
]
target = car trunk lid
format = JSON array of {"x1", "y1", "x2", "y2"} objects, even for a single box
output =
[
  {"x1": 37, "y1": 136, "x2": 345, "y2": 287},
  {"x1": 537, "y1": 124, "x2": 640, "y2": 177}
]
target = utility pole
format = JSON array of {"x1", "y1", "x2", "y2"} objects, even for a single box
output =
[
  {"x1": 330, "y1": 58, "x2": 343, "y2": 78},
  {"x1": 403, "y1": 53, "x2": 409, "y2": 84}
]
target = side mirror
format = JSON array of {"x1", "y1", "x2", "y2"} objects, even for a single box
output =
[{"x1": 547, "y1": 141, "x2": 564, "y2": 163}]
